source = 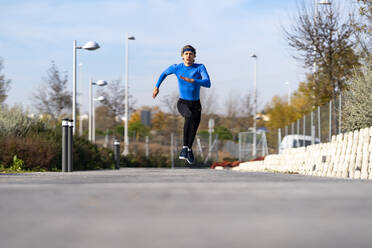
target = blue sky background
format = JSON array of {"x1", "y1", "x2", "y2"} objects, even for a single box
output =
[{"x1": 0, "y1": 0, "x2": 339, "y2": 114}]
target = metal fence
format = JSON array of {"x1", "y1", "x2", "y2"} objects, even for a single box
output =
[
  {"x1": 91, "y1": 93, "x2": 342, "y2": 163},
  {"x1": 95, "y1": 130, "x2": 275, "y2": 164},
  {"x1": 275, "y1": 94, "x2": 343, "y2": 153},
  {"x1": 92, "y1": 94, "x2": 343, "y2": 163},
  {"x1": 95, "y1": 132, "x2": 223, "y2": 166},
  {"x1": 237, "y1": 131, "x2": 268, "y2": 161}
]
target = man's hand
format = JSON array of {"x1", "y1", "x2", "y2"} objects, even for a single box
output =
[
  {"x1": 152, "y1": 87, "x2": 159, "y2": 99},
  {"x1": 180, "y1": 76, "x2": 195, "y2": 83}
]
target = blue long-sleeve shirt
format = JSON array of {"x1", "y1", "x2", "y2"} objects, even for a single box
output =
[{"x1": 155, "y1": 63, "x2": 211, "y2": 100}]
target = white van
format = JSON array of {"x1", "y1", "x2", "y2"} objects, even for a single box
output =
[{"x1": 279, "y1": 135, "x2": 320, "y2": 153}]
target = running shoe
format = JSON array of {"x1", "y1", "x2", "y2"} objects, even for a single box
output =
[
  {"x1": 179, "y1": 147, "x2": 188, "y2": 160},
  {"x1": 186, "y1": 149, "x2": 195, "y2": 164}
]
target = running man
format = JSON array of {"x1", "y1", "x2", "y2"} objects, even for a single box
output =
[{"x1": 152, "y1": 45, "x2": 211, "y2": 164}]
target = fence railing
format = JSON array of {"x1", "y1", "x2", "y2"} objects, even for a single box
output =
[
  {"x1": 275, "y1": 94, "x2": 343, "y2": 153},
  {"x1": 92, "y1": 95, "x2": 343, "y2": 162},
  {"x1": 94, "y1": 132, "x2": 225, "y2": 166}
]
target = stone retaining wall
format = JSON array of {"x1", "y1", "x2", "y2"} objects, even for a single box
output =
[{"x1": 227, "y1": 126, "x2": 372, "y2": 180}]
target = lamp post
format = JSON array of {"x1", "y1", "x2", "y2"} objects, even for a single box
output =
[
  {"x1": 89, "y1": 79, "x2": 107, "y2": 142},
  {"x1": 251, "y1": 54, "x2": 257, "y2": 159},
  {"x1": 312, "y1": 0, "x2": 331, "y2": 144},
  {"x1": 72, "y1": 40, "x2": 100, "y2": 135},
  {"x1": 284, "y1": 82, "x2": 291, "y2": 105},
  {"x1": 79, "y1": 114, "x2": 88, "y2": 137},
  {"x1": 123, "y1": 34, "x2": 135, "y2": 155},
  {"x1": 313, "y1": 0, "x2": 331, "y2": 73},
  {"x1": 92, "y1": 96, "x2": 105, "y2": 143}
]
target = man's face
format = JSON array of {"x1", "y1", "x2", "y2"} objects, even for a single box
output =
[{"x1": 182, "y1": 51, "x2": 195, "y2": 65}]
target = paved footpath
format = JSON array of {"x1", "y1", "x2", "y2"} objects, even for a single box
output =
[{"x1": 1, "y1": 168, "x2": 372, "y2": 248}]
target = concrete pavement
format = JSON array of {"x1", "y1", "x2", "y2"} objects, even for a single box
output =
[{"x1": 1, "y1": 168, "x2": 372, "y2": 248}]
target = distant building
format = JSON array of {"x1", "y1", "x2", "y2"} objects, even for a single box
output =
[{"x1": 141, "y1": 110, "x2": 151, "y2": 126}]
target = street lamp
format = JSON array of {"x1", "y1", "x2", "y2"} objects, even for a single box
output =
[
  {"x1": 284, "y1": 82, "x2": 291, "y2": 105},
  {"x1": 123, "y1": 34, "x2": 135, "y2": 155},
  {"x1": 79, "y1": 114, "x2": 88, "y2": 137},
  {"x1": 72, "y1": 40, "x2": 100, "y2": 135},
  {"x1": 313, "y1": 0, "x2": 332, "y2": 73},
  {"x1": 251, "y1": 54, "x2": 257, "y2": 159},
  {"x1": 312, "y1": 0, "x2": 332, "y2": 144},
  {"x1": 89, "y1": 79, "x2": 107, "y2": 142},
  {"x1": 92, "y1": 96, "x2": 105, "y2": 143}
]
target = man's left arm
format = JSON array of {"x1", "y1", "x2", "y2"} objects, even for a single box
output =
[{"x1": 194, "y1": 65, "x2": 211, "y2": 88}]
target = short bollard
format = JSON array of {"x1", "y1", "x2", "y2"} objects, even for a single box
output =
[
  {"x1": 114, "y1": 140, "x2": 120, "y2": 170},
  {"x1": 67, "y1": 119, "x2": 74, "y2": 172},
  {"x1": 62, "y1": 118, "x2": 69, "y2": 172}
]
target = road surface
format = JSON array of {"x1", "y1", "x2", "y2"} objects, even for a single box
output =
[{"x1": 1, "y1": 168, "x2": 372, "y2": 248}]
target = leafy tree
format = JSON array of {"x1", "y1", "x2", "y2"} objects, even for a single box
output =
[
  {"x1": 290, "y1": 81, "x2": 313, "y2": 115},
  {"x1": 151, "y1": 110, "x2": 167, "y2": 131},
  {"x1": 214, "y1": 126, "x2": 233, "y2": 140},
  {"x1": 343, "y1": 64, "x2": 372, "y2": 131},
  {"x1": 129, "y1": 121, "x2": 150, "y2": 141},
  {"x1": 264, "y1": 95, "x2": 305, "y2": 151},
  {"x1": 0, "y1": 57, "x2": 11, "y2": 104},
  {"x1": 129, "y1": 110, "x2": 141, "y2": 124},
  {"x1": 151, "y1": 110, "x2": 181, "y2": 137},
  {"x1": 32, "y1": 61, "x2": 72, "y2": 120},
  {"x1": 265, "y1": 96, "x2": 301, "y2": 130}
]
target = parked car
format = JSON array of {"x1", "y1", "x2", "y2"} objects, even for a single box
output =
[{"x1": 279, "y1": 135, "x2": 320, "y2": 153}]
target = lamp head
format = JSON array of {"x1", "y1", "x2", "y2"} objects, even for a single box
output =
[
  {"x1": 319, "y1": 0, "x2": 331, "y2": 5},
  {"x1": 128, "y1": 36, "x2": 135, "y2": 40},
  {"x1": 251, "y1": 54, "x2": 257, "y2": 59},
  {"x1": 82, "y1": 41, "x2": 100, "y2": 50},
  {"x1": 96, "y1": 80, "x2": 108, "y2": 86},
  {"x1": 95, "y1": 96, "x2": 105, "y2": 102}
]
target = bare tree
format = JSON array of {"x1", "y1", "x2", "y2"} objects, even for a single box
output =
[
  {"x1": 161, "y1": 91, "x2": 181, "y2": 134},
  {"x1": 352, "y1": 0, "x2": 372, "y2": 59},
  {"x1": 225, "y1": 91, "x2": 240, "y2": 118},
  {"x1": 200, "y1": 87, "x2": 218, "y2": 116},
  {"x1": 240, "y1": 91, "x2": 254, "y2": 129},
  {"x1": 161, "y1": 91, "x2": 179, "y2": 115},
  {"x1": 0, "y1": 57, "x2": 11, "y2": 105},
  {"x1": 32, "y1": 61, "x2": 71, "y2": 120},
  {"x1": 94, "y1": 105, "x2": 117, "y2": 131},
  {"x1": 283, "y1": 1, "x2": 360, "y2": 105},
  {"x1": 96, "y1": 79, "x2": 136, "y2": 119},
  {"x1": 241, "y1": 91, "x2": 253, "y2": 118}
]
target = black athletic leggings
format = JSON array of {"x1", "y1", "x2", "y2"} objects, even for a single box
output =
[{"x1": 177, "y1": 98, "x2": 202, "y2": 148}]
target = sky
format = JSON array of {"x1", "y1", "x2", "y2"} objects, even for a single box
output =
[{"x1": 0, "y1": 0, "x2": 316, "y2": 115}]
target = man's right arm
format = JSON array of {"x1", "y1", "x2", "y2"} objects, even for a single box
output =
[
  {"x1": 155, "y1": 64, "x2": 177, "y2": 88},
  {"x1": 153, "y1": 64, "x2": 176, "y2": 99}
]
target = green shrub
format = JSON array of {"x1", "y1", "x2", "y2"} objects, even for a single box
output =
[
  {"x1": 120, "y1": 153, "x2": 169, "y2": 168},
  {"x1": 0, "y1": 136, "x2": 58, "y2": 170},
  {"x1": 0, "y1": 107, "x2": 115, "y2": 171},
  {"x1": 9, "y1": 155, "x2": 24, "y2": 172},
  {"x1": 0, "y1": 106, "x2": 46, "y2": 137},
  {"x1": 343, "y1": 64, "x2": 372, "y2": 131},
  {"x1": 72, "y1": 137, "x2": 114, "y2": 170}
]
